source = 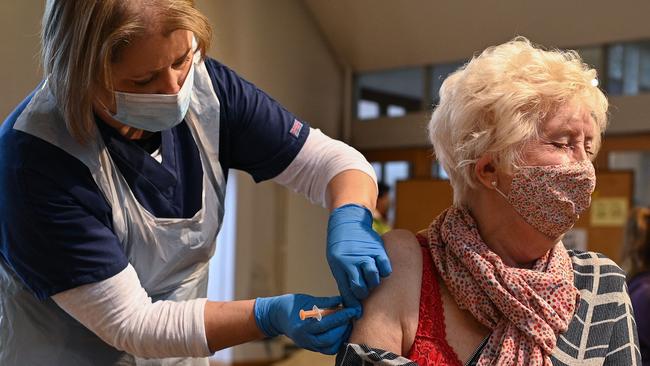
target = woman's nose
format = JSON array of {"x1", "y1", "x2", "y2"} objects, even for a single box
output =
[
  {"x1": 156, "y1": 68, "x2": 183, "y2": 94},
  {"x1": 573, "y1": 145, "x2": 589, "y2": 162}
]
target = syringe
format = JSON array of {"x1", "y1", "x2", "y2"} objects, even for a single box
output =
[{"x1": 299, "y1": 305, "x2": 341, "y2": 321}]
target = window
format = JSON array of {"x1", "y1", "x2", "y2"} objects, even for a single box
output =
[
  {"x1": 208, "y1": 171, "x2": 238, "y2": 363},
  {"x1": 357, "y1": 100, "x2": 380, "y2": 120},
  {"x1": 383, "y1": 161, "x2": 410, "y2": 188},
  {"x1": 431, "y1": 161, "x2": 449, "y2": 180},
  {"x1": 355, "y1": 67, "x2": 424, "y2": 120},
  {"x1": 576, "y1": 46, "x2": 604, "y2": 87},
  {"x1": 371, "y1": 161, "x2": 383, "y2": 180},
  {"x1": 353, "y1": 39, "x2": 650, "y2": 124},
  {"x1": 431, "y1": 61, "x2": 466, "y2": 105},
  {"x1": 609, "y1": 151, "x2": 650, "y2": 206},
  {"x1": 607, "y1": 41, "x2": 650, "y2": 96},
  {"x1": 371, "y1": 160, "x2": 412, "y2": 225},
  {"x1": 386, "y1": 105, "x2": 406, "y2": 117}
]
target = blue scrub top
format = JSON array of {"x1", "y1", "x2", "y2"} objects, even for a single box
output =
[{"x1": 0, "y1": 58, "x2": 309, "y2": 300}]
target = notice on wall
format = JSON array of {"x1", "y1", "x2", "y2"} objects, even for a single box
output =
[
  {"x1": 590, "y1": 197, "x2": 629, "y2": 227},
  {"x1": 563, "y1": 228, "x2": 588, "y2": 251}
]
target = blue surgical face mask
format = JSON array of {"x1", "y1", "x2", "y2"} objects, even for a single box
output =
[{"x1": 111, "y1": 62, "x2": 195, "y2": 132}]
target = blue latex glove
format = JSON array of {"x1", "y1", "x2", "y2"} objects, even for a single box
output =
[
  {"x1": 326, "y1": 204, "x2": 392, "y2": 311},
  {"x1": 254, "y1": 294, "x2": 359, "y2": 355}
]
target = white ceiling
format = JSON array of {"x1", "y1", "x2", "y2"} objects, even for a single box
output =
[{"x1": 303, "y1": 0, "x2": 650, "y2": 72}]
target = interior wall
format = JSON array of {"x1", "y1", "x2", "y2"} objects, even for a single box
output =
[
  {"x1": 195, "y1": 0, "x2": 342, "y2": 302},
  {"x1": 607, "y1": 95, "x2": 650, "y2": 135},
  {"x1": 0, "y1": 2, "x2": 43, "y2": 120}
]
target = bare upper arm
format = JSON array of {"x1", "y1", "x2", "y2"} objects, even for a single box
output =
[{"x1": 348, "y1": 229, "x2": 423, "y2": 355}]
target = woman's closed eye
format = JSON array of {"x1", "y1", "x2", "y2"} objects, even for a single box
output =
[
  {"x1": 132, "y1": 55, "x2": 192, "y2": 87},
  {"x1": 550, "y1": 141, "x2": 572, "y2": 150},
  {"x1": 133, "y1": 76, "x2": 154, "y2": 86},
  {"x1": 550, "y1": 142, "x2": 594, "y2": 156},
  {"x1": 172, "y1": 55, "x2": 192, "y2": 69}
]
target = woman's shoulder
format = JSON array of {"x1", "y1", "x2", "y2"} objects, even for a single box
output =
[
  {"x1": 202, "y1": 57, "x2": 251, "y2": 96},
  {"x1": 566, "y1": 250, "x2": 625, "y2": 272},
  {"x1": 383, "y1": 229, "x2": 423, "y2": 263},
  {"x1": 566, "y1": 250, "x2": 628, "y2": 294},
  {"x1": 349, "y1": 229, "x2": 423, "y2": 355},
  {"x1": 1, "y1": 98, "x2": 96, "y2": 203},
  {"x1": 376, "y1": 228, "x2": 424, "y2": 302},
  {"x1": 555, "y1": 251, "x2": 640, "y2": 364}
]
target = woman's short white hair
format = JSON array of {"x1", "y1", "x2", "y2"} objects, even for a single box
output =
[{"x1": 428, "y1": 37, "x2": 608, "y2": 206}]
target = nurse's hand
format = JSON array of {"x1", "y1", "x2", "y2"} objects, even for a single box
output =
[
  {"x1": 254, "y1": 294, "x2": 359, "y2": 355},
  {"x1": 326, "y1": 204, "x2": 392, "y2": 312}
]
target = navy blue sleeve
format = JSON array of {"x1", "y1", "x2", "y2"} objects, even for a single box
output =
[
  {"x1": 0, "y1": 95, "x2": 128, "y2": 300},
  {"x1": 205, "y1": 58, "x2": 310, "y2": 182}
]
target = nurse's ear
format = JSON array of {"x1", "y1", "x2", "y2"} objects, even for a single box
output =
[{"x1": 474, "y1": 154, "x2": 498, "y2": 190}]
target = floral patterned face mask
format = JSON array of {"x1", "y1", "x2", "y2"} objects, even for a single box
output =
[{"x1": 493, "y1": 160, "x2": 596, "y2": 239}]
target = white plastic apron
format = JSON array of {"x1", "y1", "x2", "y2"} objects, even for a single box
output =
[{"x1": 0, "y1": 56, "x2": 225, "y2": 366}]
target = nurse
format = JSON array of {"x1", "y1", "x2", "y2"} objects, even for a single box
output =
[{"x1": 0, "y1": 1, "x2": 391, "y2": 365}]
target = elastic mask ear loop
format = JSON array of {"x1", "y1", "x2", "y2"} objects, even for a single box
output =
[
  {"x1": 491, "y1": 181, "x2": 509, "y2": 200},
  {"x1": 95, "y1": 98, "x2": 116, "y2": 120}
]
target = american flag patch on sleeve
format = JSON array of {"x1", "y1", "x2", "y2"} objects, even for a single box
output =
[{"x1": 289, "y1": 119, "x2": 303, "y2": 138}]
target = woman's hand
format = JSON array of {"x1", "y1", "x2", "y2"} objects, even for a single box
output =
[
  {"x1": 254, "y1": 294, "x2": 359, "y2": 355},
  {"x1": 326, "y1": 204, "x2": 393, "y2": 311}
]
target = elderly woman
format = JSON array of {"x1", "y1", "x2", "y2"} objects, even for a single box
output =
[{"x1": 336, "y1": 38, "x2": 641, "y2": 365}]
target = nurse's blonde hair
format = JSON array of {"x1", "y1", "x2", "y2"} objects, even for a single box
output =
[
  {"x1": 41, "y1": 0, "x2": 212, "y2": 143},
  {"x1": 428, "y1": 37, "x2": 608, "y2": 206}
]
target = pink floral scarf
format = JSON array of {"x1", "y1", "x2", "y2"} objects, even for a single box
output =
[{"x1": 426, "y1": 206, "x2": 580, "y2": 366}]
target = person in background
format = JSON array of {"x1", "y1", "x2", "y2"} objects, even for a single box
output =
[
  {"x1": 372, "y1": 182, "x2": 392, "y2": 235},
  {"x1": 622, "y1": 207, "x2": 650, "y2": 365},
  {"x1": 0, "y1": 1, "x2": 392, "y2": 365},
  {"x1": 336, "y1": 37, "x2": 640, "y2": 365}
]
